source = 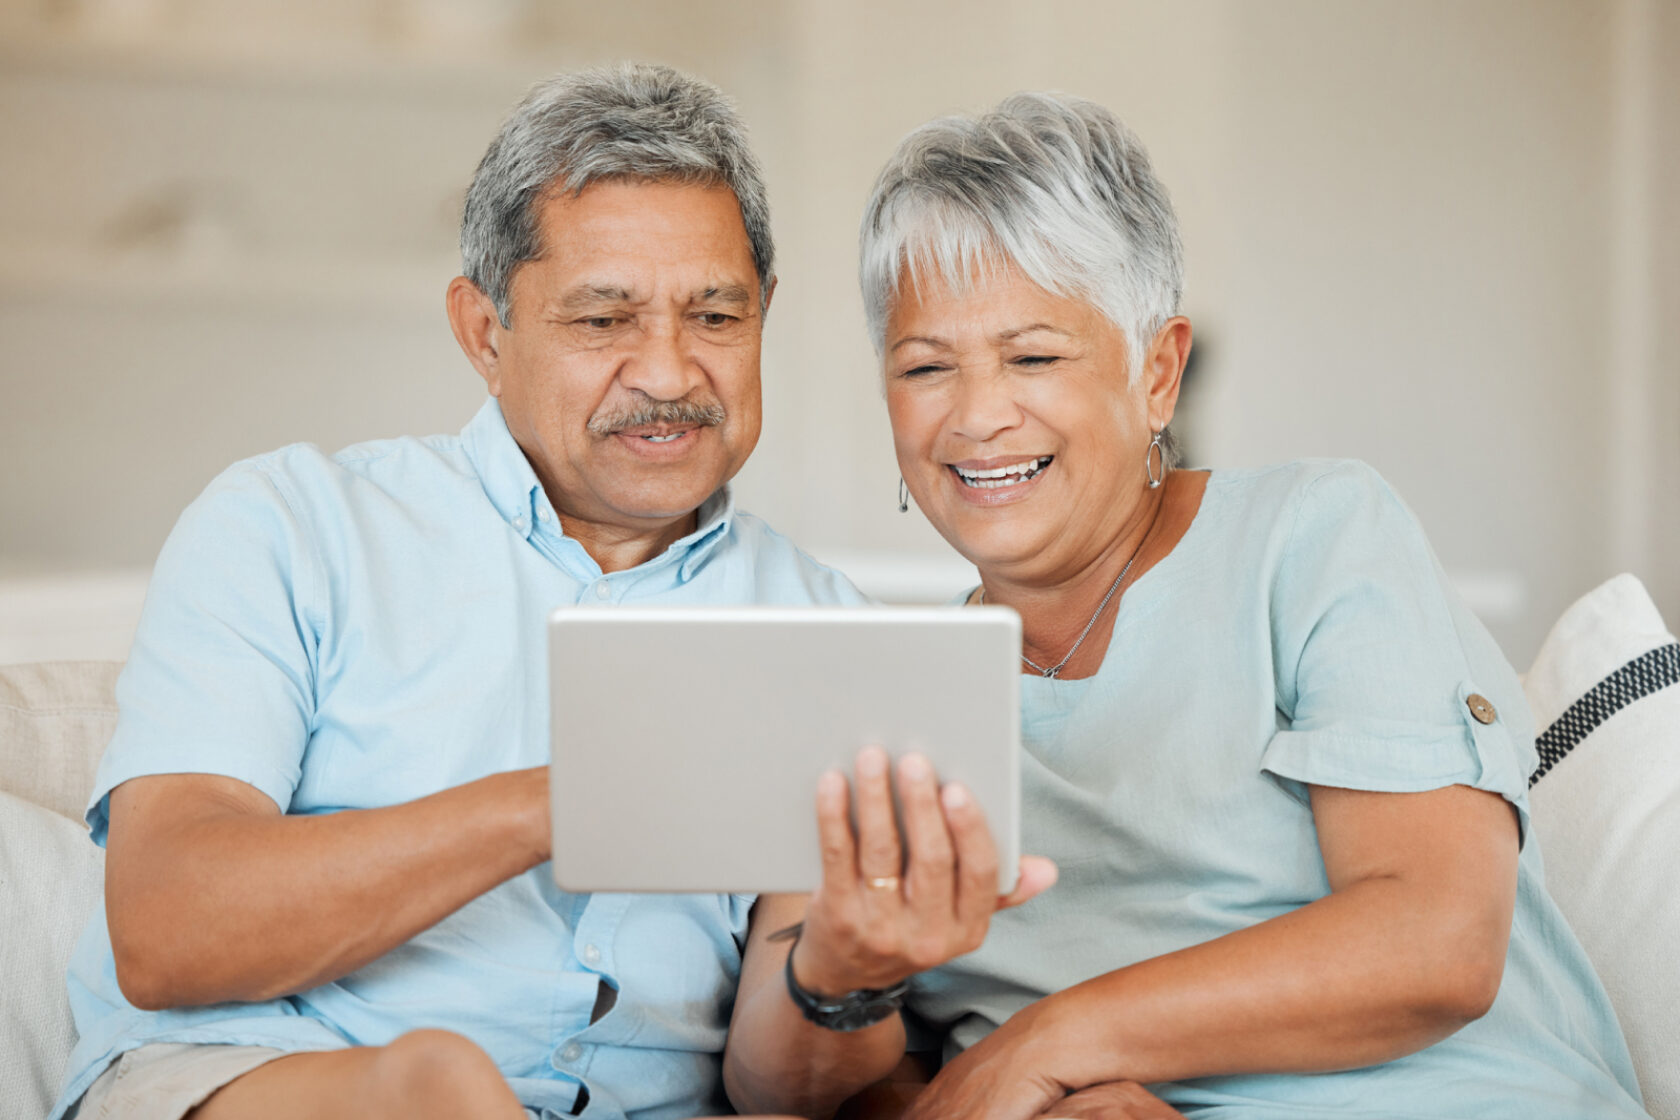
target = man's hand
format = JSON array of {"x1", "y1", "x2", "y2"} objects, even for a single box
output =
[
  {"x1": 1033, "y1": 1082, "x2": 1186, "y2": 1120},
  {"x1": 899, "y1": 1013, "x2": 1066, "y2": 1120}
]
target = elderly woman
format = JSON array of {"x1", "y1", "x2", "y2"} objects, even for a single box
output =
[{"x1": 723, "y1": 94, "x2": 1649, "y2": 1120}]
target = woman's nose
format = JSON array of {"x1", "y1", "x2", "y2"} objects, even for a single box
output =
[{"x1": 948, "y1": 365, "x2": 1024, "y2": 442}]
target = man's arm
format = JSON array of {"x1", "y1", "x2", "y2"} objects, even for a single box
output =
[{"x1": 104, "y1": 767, "x2": 549, "y2": 1010}]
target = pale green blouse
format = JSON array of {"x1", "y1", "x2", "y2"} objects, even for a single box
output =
[{"x1": 910, "y1": 460, "x2": 1647, "y2": 1119}]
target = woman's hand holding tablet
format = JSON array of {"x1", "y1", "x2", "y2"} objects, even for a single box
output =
[{"x1": 787, "y1": 746, "x2": 1058, "y2": 1004}]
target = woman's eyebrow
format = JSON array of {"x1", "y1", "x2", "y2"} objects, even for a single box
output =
[
  {"x1": 889, "y1": 334, "x2": 950, "y2": 353},
  {"x1": 994, "y1": 322, "x2": 1074, "y2": 342}
]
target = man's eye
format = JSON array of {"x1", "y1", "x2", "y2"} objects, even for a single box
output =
[
  {"x1": 579, "y1": 316, "x2": 620, "y2": 329},
  {"x1": 697, "y1": 312, "x2": 737, "y2": 327}
]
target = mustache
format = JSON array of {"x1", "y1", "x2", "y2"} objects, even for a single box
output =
[{"x1": 586, "y1": 393, "x2": 727, "y2": 438}]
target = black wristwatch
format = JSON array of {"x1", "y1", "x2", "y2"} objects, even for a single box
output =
[{"x1": 783, "y1": 945, "x2": 910, "y2": 1032}]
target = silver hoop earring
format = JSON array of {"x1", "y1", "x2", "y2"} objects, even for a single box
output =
[
  {"x1": 897, "y1": 477, "x2": 910, "y2": 513},
  {"x1": 1145, "y1": 430, "x2": 1165, "y2": 490}
]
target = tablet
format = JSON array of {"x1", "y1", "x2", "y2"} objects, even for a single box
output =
[{"x1": 548, "y1": 606, "x2": 1021, "y2": 894}]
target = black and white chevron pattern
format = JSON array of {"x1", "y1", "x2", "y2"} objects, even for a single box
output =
[{"x1": 1531, "y1": 642, "x2": 1680, "y2": 786}]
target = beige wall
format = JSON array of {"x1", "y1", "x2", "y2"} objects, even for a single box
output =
[
  {"x1": 1, "y1": 0, "x2": 1674, "y2": 664},
  {"x1": 1633, "y1": 0, "x2": 1680, "y2": 630}
]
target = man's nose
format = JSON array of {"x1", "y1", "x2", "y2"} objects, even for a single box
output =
[{"x1": 618, "y1": 317, "x2": 705, "y2": 401}]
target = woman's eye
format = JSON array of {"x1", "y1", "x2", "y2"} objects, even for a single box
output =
[
  {"x1": 1013, "y1": 355, "x2": 1059, "y2": 368},
  {"x1": 901, "y1": 364, "x2": 944, "y2": 378}
]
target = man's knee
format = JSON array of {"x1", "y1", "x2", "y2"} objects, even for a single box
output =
[{"x1": 367, "y1": 1030, "x2": 518, "y2": 1118}]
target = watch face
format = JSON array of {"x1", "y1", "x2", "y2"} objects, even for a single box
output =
[{"x1": 821, "y1": 996, "x2": 900, "y2": 1032}]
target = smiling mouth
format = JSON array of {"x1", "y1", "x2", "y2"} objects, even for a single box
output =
[
  {"x1": 950, "y1": 456, "x2": 1053, "y2": 488},
  {"x1": 613, "y1": 424, "x2": 698, "y2": 445}
]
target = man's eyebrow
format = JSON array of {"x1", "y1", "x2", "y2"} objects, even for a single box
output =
[
  {"x1": 557, "y1": 284, "x2": 637, "y2": 310},
  {"x1": 697, "y1": 284, "x2": 753, "y2": 307}
]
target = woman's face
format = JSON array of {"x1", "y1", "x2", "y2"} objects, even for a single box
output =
[{"x1": 883, "y1": 264, "x2": 1179, "y2": 579}]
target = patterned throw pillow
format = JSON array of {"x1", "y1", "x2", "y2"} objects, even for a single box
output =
[{"x1": 1525, "y1": 574, "x2": 1679, "y2": 1119}]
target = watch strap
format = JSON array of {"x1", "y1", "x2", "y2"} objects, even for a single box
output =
[{"x1": 783, "y1": 941, "x2": 910, "y2": 1032}]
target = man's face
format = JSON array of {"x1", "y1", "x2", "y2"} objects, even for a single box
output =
[{"x1": 483, "y1": 180, "x2": 765, "y2": 538}]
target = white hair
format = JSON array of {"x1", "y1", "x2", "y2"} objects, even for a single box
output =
[
  {"x1": 859, "y1": 92, "x2": 1183, "y2": 380},
  {"x1": 461, "y1": 63, "x2": 774, "y2": 327}
]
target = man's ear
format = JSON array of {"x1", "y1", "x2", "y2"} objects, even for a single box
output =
[
  {"x1": 761, "y1": 274, "x2": 777, "y2": 319},
  {"x1": 1143, "y1": 316, "x2": 1193, "y2": 432},
  {"x1": 446, "y1": 276, "x2": 505, "y2": 396}
]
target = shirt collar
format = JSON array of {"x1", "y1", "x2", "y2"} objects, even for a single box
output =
[
  {"x1": 462, "y1": 396, "x2": 735, "y2": 577},
  {"x1": 677, "y1": 487, "x2": 735, "y2": 580},
  {"x1": 462, "y1": 397, "x2": 544, "y2": 533}
]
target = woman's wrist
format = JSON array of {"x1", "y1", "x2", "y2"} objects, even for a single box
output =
[
  {"x1": 991, "y1": 990, "x2": 1095, "y2": 1094},
  {"x1": 790, "y1": 924, "x2": 895, "y2": 999}
]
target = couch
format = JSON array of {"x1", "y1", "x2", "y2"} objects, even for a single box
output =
[{"x1": 2, "y1": 578, "x2": 1676, "y2": 1120}]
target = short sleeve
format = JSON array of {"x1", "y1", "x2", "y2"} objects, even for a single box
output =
[
  {"x1": 1258, "y1": 462, "x2": 1533, "y2": 845},
  {"x1": 87, "y1": 459, "x2": 321, "y2": 844}
]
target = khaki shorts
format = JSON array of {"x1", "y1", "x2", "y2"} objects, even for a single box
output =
[
  {"x1": 74, "y1": 1042, "x2": 550, "y2": 1119},
  {"x1": 75, "y1": 1042, "x2": 290, "y2": 1120}
]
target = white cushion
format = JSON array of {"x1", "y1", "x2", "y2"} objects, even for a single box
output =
[
  {"x1": 1525, "y1": 573, "x2": 1680, "y2": 1119},
  {"x1": 0, "y1": 789, "x2": 105, "y2": 1119},
  {"x1": 0, "y1": 659, "x2": 121, "y2": 822}
]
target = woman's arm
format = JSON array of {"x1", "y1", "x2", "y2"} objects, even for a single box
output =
[
  {"x1": 902, "y1": 782, "x2": 1520, "y2": 1120},
  {"x1": 723, "y1": 749, "x2": 1055, "y2": 1118},
  {"x1": 723, "y1": 891, "x2": 910, "y2": 1118},
  {"x1": 833, "y1": 1053, "x2": 939, "y2": 1120}
]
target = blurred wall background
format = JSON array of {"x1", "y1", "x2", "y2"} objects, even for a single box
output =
[{"x1": 1, "y1": 0, "x2": 1676, "y2": 665}]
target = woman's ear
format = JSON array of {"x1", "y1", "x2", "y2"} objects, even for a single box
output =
[
  {"x1": 1143, "y1": 316, "x2": 1193, "y2": 432},
  {"x1": 446, "y1": 276, "x2": 505, "y2": 396}
]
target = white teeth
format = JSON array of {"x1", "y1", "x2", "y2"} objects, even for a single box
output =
[
  {"x1": 952, "y1": 457, "x2": 1050, "y2": 487},
  {"x1": 640, "y1": 433, "x2": 683, "y2": 443}
]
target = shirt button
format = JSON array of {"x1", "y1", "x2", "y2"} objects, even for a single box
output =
[
  {"x1": 582, "y1": 943, "x2": 602, "y2": 965},
  {"x1": 538, "y1": 507, "x2": 552, "y2": 523},
  {"x1": 559, "y1": 1042, "x2": 584, "y2": 1063},
  {"x1": 512, "y1": 516, "x2": 528, "y2": 534},
  {"x1": 594, "y1": 582, "x2": 611, "y2": 600},
  {"x1": 1466, "y1": 693, "x2": 1498, "y2": 724}
]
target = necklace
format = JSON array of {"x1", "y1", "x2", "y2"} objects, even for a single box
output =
[{"x1": 980, "y1": 543, "x2": 1143, "y2": 679}]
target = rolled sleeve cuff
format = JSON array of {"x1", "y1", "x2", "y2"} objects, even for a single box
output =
[
  {"x1": 1260, "y1": 682, "x2": 1531, "y2": 847},
  {"x1": 87, "y1": 755, "x2": 299, "y2": 846}
]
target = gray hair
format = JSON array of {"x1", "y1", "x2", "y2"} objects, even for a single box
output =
[
  {"x1": 462, "y1": 63, "x2": 774, "y2": 327},
  {"x1": 859, "y1": 92, "x2": 1183, "y2": 379}
]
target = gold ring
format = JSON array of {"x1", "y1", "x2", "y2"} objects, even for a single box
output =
[{"x1": 866, "y1": 876, "x2": 901, "y2": 892}]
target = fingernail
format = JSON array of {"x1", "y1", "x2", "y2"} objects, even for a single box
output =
[
  {"x1": 818, "y1": 770, "x2": 846, "y2": 801},
  {"x1": 899, "y1": 752, "x2": 930, "y2": 781},
  {"x1": 857, "y1": 747, "x2": 888, "y2": 778},
  {"x1": 941, "y1": 782, "x2": 970, "y2": 810}
]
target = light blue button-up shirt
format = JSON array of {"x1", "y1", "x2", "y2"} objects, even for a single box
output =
[{"x1": 54, "y1": 398, "x2": 866, "y2": 1120}]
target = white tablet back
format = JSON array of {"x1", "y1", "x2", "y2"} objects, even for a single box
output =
[{"x1": 548, "y1": 606, "x2": 1020, "y2": 894}]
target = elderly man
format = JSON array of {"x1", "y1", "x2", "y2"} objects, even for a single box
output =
[{"x1": 51, "y1": 64, "x2": 862, "y2": 1120}]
